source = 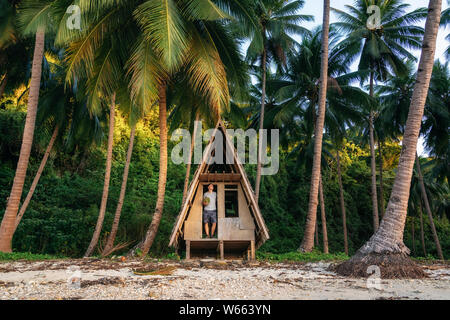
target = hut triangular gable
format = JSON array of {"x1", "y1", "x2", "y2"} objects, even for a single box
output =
[{"x1": 169, "y1": 120, "x2": 269, "y2": 248}]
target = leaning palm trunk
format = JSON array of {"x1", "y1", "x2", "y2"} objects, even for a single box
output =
[
  {"x1": 415, "y1": 153, "x2": 443, "y2": 260},
  {"x1": 368, "y1": 71, "x2": 379, "y2": 231},
  {"x1": 140, "y1": 83, "x2": 168, "y2": 256},
  {"x1": 182, "y1": 113, "x2": 200, "y2": 205},
  {"x1": 0, "y1": 29, "x2": 45, "y2": 252},
  {"x1": 411, "y1": 216, "x2": 416, "y2": 256},
  {"x1": 102, "y1": 124, "x2": 136, "y2": 256},
  {"x1": 255, "y1": 44, "x2": 267, "y2": 203},
  {"x1": 299, "y1": 0, "x2": 330, "y2": 252},
  {"x1": 378, "y1": 141, "x2": 385, "y2": 217},
  {"x1": 319, "y1": 174, "x2": 329, "y2": 253},
  {"x1": 14, "y1": 125, "x2": 59, "y2": 232},
  {"x1": 314, "y1": 219, "x2": 319, "y2": 247},
  {"x1": 84, "y1": 94, "x2": 116, "y2": 257},
  {"x1": 335, "y1": 0, "x2": 442, "y2": 278},
  {"x1": 336, "y1": 149, "x2": 348, "y2": 255},
  {"x1": 419, "y1": 202, "x2": 427, "y2": 257}
]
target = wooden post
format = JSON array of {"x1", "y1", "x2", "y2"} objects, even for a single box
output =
[
  {"x1": 219, "y1": 240, "x2": 224, "y2": 260},
  {"x1": 186, "y1": 240, "x2": 191, "y2": 260},
  {"x1": 250, "y1": 240, "x2": 255, "y2": 261}
]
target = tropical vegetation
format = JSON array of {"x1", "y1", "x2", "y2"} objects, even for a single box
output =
[{"x1": 0, "y1": 0, "x2": 448, "y2": 277}]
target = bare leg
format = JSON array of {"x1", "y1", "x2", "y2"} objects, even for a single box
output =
[
  {"x1": 204, "y1": 223, "x2": 210, "y2": 237},
  {"x1": 211, "y1": 223, "x2": 216, "y2": 238}
]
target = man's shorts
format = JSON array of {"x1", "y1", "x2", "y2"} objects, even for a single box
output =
[{"x1": 203, "y1": 210, "x2": 217, "y2": 224}]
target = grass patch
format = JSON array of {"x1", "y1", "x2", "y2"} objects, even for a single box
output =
[
  {"x1": 257, "y1": 250, "x2": 349, "y2": 263},
  {"x1": 412, "y1": 255, "x2": 449, "y2": 263},
  {"x1": 0, "y1": 252, "x2": 64, "y2": 261}
]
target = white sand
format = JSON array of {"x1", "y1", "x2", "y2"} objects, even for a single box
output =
[{"x1": 0, "y1": 259, "x2": 449, "y2": 300}]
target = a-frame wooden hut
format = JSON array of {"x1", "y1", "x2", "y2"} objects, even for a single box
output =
[{"x1": 169, "y1": 120, "x2": 269, "y2": 260}]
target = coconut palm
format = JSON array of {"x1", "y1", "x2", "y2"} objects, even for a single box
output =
[
  {"x1": 13, "y1": 61, "x2": 70, "y2": 231},
  {"x1": 414, "y1": 154, "x2": 444, "y2": 259},
  {"x1": 0, "y1": 0, "x2": 60, "y2": 252},
  {"x1": 281, "y1": 0, "x2": 328, "y2": 250},
  {"x1": 332, "y1": 0, "x2": 427, "y2": 232},
  {"x1": 335, "y1": 142, "x2": 349, "y2": 255},
  {"x1": 133, "y1": 0, "x2": 252, "y2": 256},
  {"x1": 59, "y1": 0, "x2": 248, "y2": 256},
  {"x1": 101, "y1": 87, "x2": 146, "y2": 256},
  {"x1": 243, "y1": 0, "x2": 313, "y2": 202},
  {"x1": 409, "y1": 156, "x2": 448, "y2": 258},
  {"x1": 267, "y1": 24, "x2": 368, "y2": 252},
  {"x1": 336, "y1": 0, "x2": 442, "y2": 278},
  {"x1": 377, "y1": 60, "x2": 447, "y2": 260}
]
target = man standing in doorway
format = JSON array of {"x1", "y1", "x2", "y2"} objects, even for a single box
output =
[{"x1": 203, "y1": 184, "x2": 217, "y2": 238}]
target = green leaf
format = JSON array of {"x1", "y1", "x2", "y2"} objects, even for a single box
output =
[{"x1": 135, "y1": 0, "x2": 188, "y2": 71}]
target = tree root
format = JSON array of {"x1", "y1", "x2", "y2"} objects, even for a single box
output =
[{"x1": 333, "y1": 252, "x2": 427, "y2": 279}]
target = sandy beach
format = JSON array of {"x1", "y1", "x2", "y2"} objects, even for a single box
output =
[{"x1": 0, "y1": 259, "x2": 449, "y2": 300}]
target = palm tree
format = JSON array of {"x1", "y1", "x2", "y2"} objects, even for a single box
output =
[
  {"x1": 0, "y1": 0, "x2": 54, "y2": 252},
  {"x1": 278, "y1": 0, "x2": 329, "y2": 250},
  {"x1": 335, "y1": 144, "x2": 349, "y2": 255},
  {"x1": 419, "y1": 202, "x2": 427, "y2": 256},
  {"x1": 101, "y1": 123, "x2": 135, "y2": 256},
  {"x1": 335, "y1": 0, "x2": 442, "y2": 278},
  {"x1": 268, "y1": 23, "x2": 368, "y2": 252},
  {"x1": 139, "y1": 83, "x2": 168, "y2": 255},
  {"x1": 84, "y1": 94, "x2": 116, "y2": 257},
  {"x1": 409, "y1": 157, "x2": 448, "y2": 258},
  {"x1": 377, "y1": 60, "x2": 447, "y2": 260},
  {"x1": 333, "y1": 0, "x2": 426, "y2": 232},
  {"x1": 13, "y1": 62, "x2": 70, "y2": 230},
  {"x1": 13, "y1": 75, "x2": 105, "y2": 231},
  {"x1": 132, "y1": 1, "x2": 249, "y2": 256},
  {"x1": 244, "y1": 0, "x2": 312, "y2": 202},
  {"x1": 101, "y1": 86, "x2": 148, "y2": 256},
  {"x1": 61, "y1": 0, "x2": 245, "y2": 256},
  {"x1": 414, "y1": 154, "x2": 444, "y2": 259}
]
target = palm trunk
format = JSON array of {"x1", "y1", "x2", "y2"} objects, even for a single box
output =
[
  {"x1": 14, "y1": 125, "x2": 59, "y2": 232},
  {"x1": 336, "y1": 149, "x2": 348, "y2": 255},
  {"x1": 369, "y1": 70, "x2": 379, "y2": 231},
  {"x1": 378, "y1": 140, "x2": 385, "y2": 217},
  {"x1": 182, "y1": 113, "x2": 200, "y2": 205},
  {"x1": 314, "y1": 219, "x2": 319, "y2": 247},
  {"x1": 415, "y1": 153, "x2": 443, "y2": 260},
  {"x1": 319, "y1": 174, "x2": 329, "y2": 254},
  {"x1": 255, "y1": 41, "x2": 267, "y2": 203},
  {"x1": 335, "y1": 0, "x2": 442, "y2": 278},
  {"x1": 102, "y1": 124, "x2": 136, "y2": 256},
  {"x1": 0, "y1": 29, "x2": 45, "y2": 252},
  {"x1": 0, "y1": 73, "x2": 7, "y2": 99},
  {"x1": 141, "y1": 83, "x2": 168, "y2": 256},
  {"x1": 419, "y1": 202, "x2": 427, "y2": 257},
  {"x1": 299, "y1": 0, "x2": 330, "y2": 252},
  {"x1": 84, "y1": 93, "x2": 116, "y2": 257},
  {"x1": 411, "y1": 215, "x2": 416, "y2": 256}
]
